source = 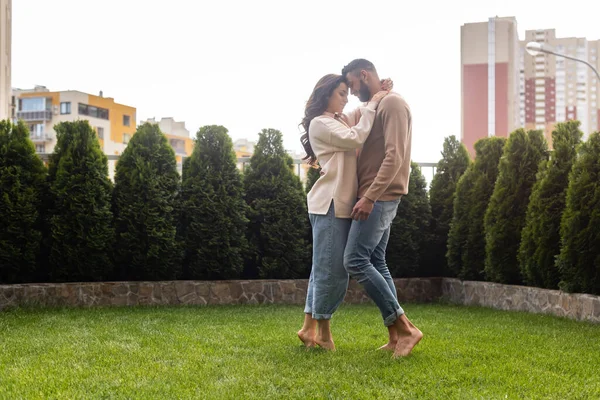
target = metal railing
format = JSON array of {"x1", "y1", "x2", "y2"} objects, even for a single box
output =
[
  {"x1": 29, "y1": 132, "x2": 53, "y2": 142},
  {"x1": 16, "y1": 110, "x2": 53, "y2": 121},
  {"x1": 36, "y1": 153, "x2": 437, "y2": 182}
]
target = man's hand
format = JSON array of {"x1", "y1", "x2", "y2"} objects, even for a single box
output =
[{"x1": 351, "y1": 197, "x2": 375, "y2": 221}]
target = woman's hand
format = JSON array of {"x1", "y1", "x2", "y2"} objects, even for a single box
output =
[
  {"x1": 380, "y1": 78, "x2": 393, "y2": 91},
  {"x1": 371, "y1": 90, "x2": 389, "y2": 104}
]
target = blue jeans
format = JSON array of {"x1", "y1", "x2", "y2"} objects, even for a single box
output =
[
  {"x1": 343, "y1": 199, "x2": 403, "y2": 326},
  {"x1": 304, "y1": 202, "x2": 351, "y2": 320}
]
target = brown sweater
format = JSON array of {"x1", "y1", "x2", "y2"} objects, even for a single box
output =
[{"x1": 357, "y1": 92, "x2": 412, "y2": 202}]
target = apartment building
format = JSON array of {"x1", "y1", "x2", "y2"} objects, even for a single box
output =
[
  {"x1": 461, "y1": 17, "x2": 600, "y2": 156},
  {"x1": 0, "y1": 0, "x2": 11, "y2": 120},
  {"x1": 233, "y1": 138, "x2": 255, "y2": 158},
  {"x1": 521, "y1": 29, "x2": 600, "y2": 140},
  {"x1": 12, "y1": 86, "x2": 136, "y2": 179}
]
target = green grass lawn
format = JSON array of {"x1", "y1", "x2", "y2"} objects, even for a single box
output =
[{"x1": 1, "y1": 303, "x2": 599, "y2": 399}]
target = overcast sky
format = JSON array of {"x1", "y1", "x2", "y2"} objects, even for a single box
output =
[{"x1": 11, "y1": 0, "x2": 600, "y2": 162}]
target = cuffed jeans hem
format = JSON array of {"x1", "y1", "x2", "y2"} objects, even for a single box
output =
[
  {"x1": 383, "y1": 306, "x2": 405, "y2": 327},
  {"x1": 302, "y1": 308, "x2": 333, "y2": 320}
]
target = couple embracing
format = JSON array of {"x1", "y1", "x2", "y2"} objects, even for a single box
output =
[{"x1": 298, "y1": 59, "x2": 422, "y2": 358}]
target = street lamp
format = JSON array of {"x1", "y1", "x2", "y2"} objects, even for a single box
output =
[{"x1": 526, "y1": 41, "x2": 600, "y2": 81}]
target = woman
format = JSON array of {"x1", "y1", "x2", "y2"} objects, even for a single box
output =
[{"x1": 297, "y1": 74, "x2": 389, "y2": 350}]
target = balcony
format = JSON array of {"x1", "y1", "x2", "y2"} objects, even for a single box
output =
[
  {"x1": 17, "y1": 110, "x2": 53, "y2": 122},
  {"x1": 29, "y1": 132, "x2": 53, "y2": 142}
]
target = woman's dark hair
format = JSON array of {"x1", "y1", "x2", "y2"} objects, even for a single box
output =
[{"x1": 300, "y1": 74, "x2": 347, "y2": 165}]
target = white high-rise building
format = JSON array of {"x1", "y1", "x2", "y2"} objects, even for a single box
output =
[{"x1": 0, "y1": 0, "x2": 11, "y2": 120}]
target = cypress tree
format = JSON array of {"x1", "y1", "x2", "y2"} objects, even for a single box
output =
[
  {"x1": 387, "y1": 162, "x2": 432, "y2": 277},
  {"x1": 113, "y1": 123, "x2": 181, "y2": 280},
  {"x1": 180, "y1": 125, "x2": 247, "y2": 279},
  {"x1": 556, "y1": 131, "x2": 600, "y2": 294},
  {"x1": 519, "y1": 121, "x2": 582, "y2": 288},
  {"x1": 447, "y1": 137, "x2": 506, "y2": 280},
  {"x1": 46, "y1": 120, "x2": 114, "y2": 282},
  {"x1": 0, "y1": 120, "x2": 47, "y2": 283},
  {"x1": 484, "y1": 129, "x2": 548, "y2": 284},
  {"x1": 428, "y1": 136, "x2": 471, "y2": 276},
  {"x1": 244, "y1": 128, "x2": 310, "y2": 279}
]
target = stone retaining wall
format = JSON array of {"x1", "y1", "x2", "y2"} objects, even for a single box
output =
[
  {"x1": 1, "y1": 277, "x2": 599, "y2": 323},
  {"x1": 441, "y1": 278, "x2": 600, "y2": 323},
  {"x1": 0, "y1": 278, "x2": 440, "y2": 310}
]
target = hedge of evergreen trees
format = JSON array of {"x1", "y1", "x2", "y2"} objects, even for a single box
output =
[{"x1": 2, "y1": 118, "x2": 600, "y2": 295}]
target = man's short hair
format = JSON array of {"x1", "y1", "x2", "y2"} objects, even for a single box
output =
[{"x1": 342, "y1": 59, "x2": 376, "y2": 77}]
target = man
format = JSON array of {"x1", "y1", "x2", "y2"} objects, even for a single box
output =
[{"x1": 341, "y1": 59, "x2": 422, "y2": 358}]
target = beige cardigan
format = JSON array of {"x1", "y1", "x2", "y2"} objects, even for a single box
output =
[{"x1": 306, "y1": 101, "x2": 378, "y2": 218}]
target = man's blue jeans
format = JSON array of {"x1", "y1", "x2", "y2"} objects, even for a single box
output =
[
  {"x1": 343, "y1": 199, "x2": 403, "y2": 326},
  {"x1": 304, "y1": 202, "x2": 351, "y2": 319}
]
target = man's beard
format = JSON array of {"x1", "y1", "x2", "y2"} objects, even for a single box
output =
[{"x1": 358, "y1": 80, "x2": 371, "y2": 102}]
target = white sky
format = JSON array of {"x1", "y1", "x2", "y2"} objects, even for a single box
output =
[{"x1": 11, "y1": 0, "x2": 600, "y2": 162}]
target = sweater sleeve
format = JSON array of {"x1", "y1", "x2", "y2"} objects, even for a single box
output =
[
  {"x1": 342, "y1": 106, "x2": 364, "y2": 127},
  {"x1": 363, "y1": 96, "x2": 411, "y2": 202},
  {"x1": 311, "y1": 102, "x2": 377, "y2": 151}
]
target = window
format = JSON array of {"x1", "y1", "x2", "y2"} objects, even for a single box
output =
[
  {"x1": 35, "y1": 144, "x2": 45, "y2": 153},
  {"x1": 123, "y1": 133, "x2": 131, "y2": 144},
  {"x1": 29, "y1": 123, "x2": 44, "y2": 138},
  {"x1": 97, "y1": 127, "x2": 104, "y2": 139},
  {"x1": 60, "y1": 102, "x2": 71, "y2": 114},
  {"x1": 169, "y1": 139, "x2": 186, "y2": 154},
  {"x1": 123, "y1": 115, "x2": 131, "y2": 126},
  {"x1": 19, "y1": 97, "x2": 46, "y2": 112},
  {"x1": 78, "y1": 103, "x2": 109, "y2": 120},
  {"x1": 536, "y1": 101, "x2": 545, "y2": 107},
  {"x1": 536, "y1": 124, "x2": 545, "y2": 130}
]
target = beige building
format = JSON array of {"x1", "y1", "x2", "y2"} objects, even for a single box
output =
[
  {"x1": 143, "y1": 117, "x2": 193, "y2": 173},
  {"x1": 461, "y1": 17, "x2": 521, "y2": 157},
  {"x1": 461, "y1": 17, "x2": 600, "y2": 155},
  {"x1": 233, "y1": 138, "x2": 256, "y2": 157},
  {"x1": 0, "y1": 0, "x2": 11, "y2": 120}
]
